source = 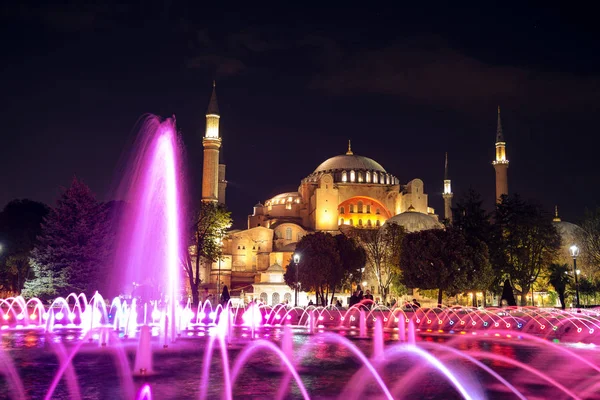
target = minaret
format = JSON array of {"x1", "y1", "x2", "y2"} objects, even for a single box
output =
[
  {"x1": 202, "y1": 81, "x2": 221, "y2": 203},
  {"x1": 492, "y1": 106, "x2": 509, "y2": 202},
  {"x1": 553, "y1": 205, "x2": 561, "y2": 222},
  {"x1": 442, "y1": 152, "x2": 453, "y2": 222},
  {"x1": 346, "y1": 139, "x2": 353, "y2": 155}
]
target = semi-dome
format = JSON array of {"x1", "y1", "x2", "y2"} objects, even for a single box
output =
[
  {"x1": 385, "y1": 210, "x2": 443, "y2": 233},
  {"x1": 313, "y1": 154, "x2": 387, "y2": 174}
]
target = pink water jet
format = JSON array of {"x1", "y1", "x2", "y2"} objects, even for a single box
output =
[{"x1": 112, "y1": 115, "x2": 183, "y2": 342}]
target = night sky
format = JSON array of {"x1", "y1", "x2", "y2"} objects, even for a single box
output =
[{"x1": 2, "y1": 3, "x2": 599, "y2": 229}]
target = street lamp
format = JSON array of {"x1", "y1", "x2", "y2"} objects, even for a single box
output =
[
  {"x1": 293, "y1": 253, "x2": 300, "y2": 307},
  {"x1": 569, "y1": 244, "x2": 581, "y2": 308}
]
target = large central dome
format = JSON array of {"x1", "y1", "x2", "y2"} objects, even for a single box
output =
[{"x1": 313, "y1": 154, "x2": 387, "y2": 174}]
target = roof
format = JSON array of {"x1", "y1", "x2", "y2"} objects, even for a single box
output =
[
  {"x1": 271, "y1": 192, "x2": 300, "y2": 199},
  {"x1": 385, "y1": 210, "x2": 443, "y2": 232},
  {"x1": 206, "y1": 81, "x2": 219, "y2": 115},
  {"x1": 265, "y1": 263, "x2": 284, "y2": 273},
  {"x1": 313, "y1": 154, "x2": 387, "y2": 174}
]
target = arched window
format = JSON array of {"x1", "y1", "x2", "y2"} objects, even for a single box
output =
[
  {"x1": 386, "y1": 175, "x2": 390, "y2": 184},
  {"x1": 349, "y1": 204, "x2": 354, "y2": 213},
  {"x1": 358, "y1": 219, "x2": 363, "y2": 226},
  {"x1": 367, "y1": 220, "x2": 372, "y2": 227},
  {"x1": 366, "y1": 171, "x2": 371, "y2": 183},
  {"x1": 284, "y1": 293, "x2": 292, "y2": 304},
  {"x1": 357, "y1": 201, "x2": 363, "y2": 213},
  {"x1": 340, "y1": 218, "x2": 344, "y2": 225},
  {"x1": 376, "y1": 208, "x2": 380, "y2": 215},
  {"x1": 260, "y1": 292, "x2": 268, "y2": 303},
  {"x1": 341, "y1": 171, "x2": 347, "y2": 182},
  {"x1": 358, "y1": 172, "x2": 363, "y2": 182},
  {"x1": 340, "y1": 206, "x2": 345, "y2": 214},
  {"x1": 350, "y1": 170, "x2": 356, "y2": 182},
  {"x1": 276, "y1": 230, "x2": 282, "y2": 239},
  {"x1": 376, "y1": 220, "x2": 381, "y2": 227},
  {"x1": 285, "y1": 227, "x2": 292, "y2": 240},
  {"x1": 373, "y1": 172, "x2": 378, "y2": 183},
  {"x1": 349, "y1": 219, "x2": 353, "y2": 226},
  {"x1": 366, "y1": 205, "x2": 371, "y2": 213},
  {"x1": 272, "y1": 292, "x2": 280, "y2": 306}
]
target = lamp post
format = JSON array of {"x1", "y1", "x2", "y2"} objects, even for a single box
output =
[
  {"x1": 569, "y1": 244, "x2": 581, "y2": 308},
  {"x1": 293, "y1": 253, "x2": 300, "y2": 307},
  {"x1": 217, "y1": 238, "x2": 223, "y2": 304}
]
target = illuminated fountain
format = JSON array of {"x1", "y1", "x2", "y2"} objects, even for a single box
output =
[{"x1": 2, "y1": 114, "x2": 600, "y2": 398}]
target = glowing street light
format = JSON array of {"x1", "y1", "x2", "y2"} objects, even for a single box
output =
[
  {"x1": 569, "y1": 244, "x2": 581, "y2": 308},
  {"x1": 293, "y1": 253, "x2": 300, "y2": 307}
]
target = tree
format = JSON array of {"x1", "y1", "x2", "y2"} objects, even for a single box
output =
[
  {"x1": 492, "y1": 195, "x2": 561, "y2": 305},
  {"x1": 333, "y1": 232, "x2": 366, "y2": 303},
  {"x1": 22, "y1": 178, "x2": 112, "y2": 301},
  {"x1": 183, "y1": 202, "x2": 231, "y2": 305},
  {"x1": 400, "y1": 228, "x2": 470, "y2": 305},
  {"x1": 283, "y1": 232, "x2": 340, "y2": 306},
  {"x1": 577, "y1": 207, "x2": 600, "y2": 278},
  {"x1": 353, "y1": 223, "x2": 405, "y2": 303},
  {"x1": 547, "y1": 263, "x2": 571, "y2": 309},
  {"x1": 0, "y1": 199, "x2": 49, "y2": 295},
  {"x1": 452, "y1": 189, "x2": 496, "y2": 305}
]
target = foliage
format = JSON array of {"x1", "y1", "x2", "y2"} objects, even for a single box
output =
[
  {"x1": 0, "y1": 199, "x2": 49, "y2": 295},
  {"x1": 492, "y1": 195, "x2": 561, "y2": 305},
  {"x1": 352, "y1": 222, "x2": 405, "y2": 303},
  {"x1": 546, "y1": 263, "x2": 571, "y2": 309},
  {"x1": 183, "y1": 202, "x2": 232, "y2": 305},
  {"x1": 283, "y1": 232, "x2": 342, "y2": 306},
  {"x1": 577, "y1": 207, "x2": 600, "y2": 279},
  {"x1": 22, "y1": 178, "x2": 112, "y2": 301},
  {"x1": 400, "y1": 228, "x2": 470, "y2": 305},
  {"x1": 452, "y1": 189, "x2": 497, "y2": 301},
  {"x1": 334, "y1": 232, "x2": 366, "y2": 298}
]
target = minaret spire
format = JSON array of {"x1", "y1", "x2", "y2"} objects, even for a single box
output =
[
  {"x1": 492, "y1": 106, "x2": 509, "y2": 202},
  {"x1": 496, "y1": 105, "x2": 504, "y2": 142},
  {"x1": 443, "y1": 152, "x2": 453, "y2": 222},
  {"x1": 207, "y1": 80, "x2": 219, "y2": 116},
  {"x1": 346, "y1": 139, "x2": 353, "y2": 155}
]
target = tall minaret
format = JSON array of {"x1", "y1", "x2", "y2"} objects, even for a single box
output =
[
  {"x1": 442, "y1": 152, "x2": 453, "y2": 222},
  {"x1": 202, "y1": 81, "x2": 221, "y2": 203},
  {"x1": 492, "y1": 106, "x2": 509, "y2": 202}
]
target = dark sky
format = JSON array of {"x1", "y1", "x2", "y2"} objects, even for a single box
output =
[{"x1": 2, "y1": 3, "x2": 599, "y2": 229}]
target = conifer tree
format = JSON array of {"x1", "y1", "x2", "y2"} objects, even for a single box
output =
[{"x1": 22, "y1": 178, "x2": 111, "y2": 301}]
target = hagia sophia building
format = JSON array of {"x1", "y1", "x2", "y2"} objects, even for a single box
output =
[{"x1": 196, "y1": 84, "x2": 579, "y2": 306}]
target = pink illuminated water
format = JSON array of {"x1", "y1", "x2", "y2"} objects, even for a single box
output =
[{"x1": 112, "y1": 115, "x2": 183, "y2": 340}]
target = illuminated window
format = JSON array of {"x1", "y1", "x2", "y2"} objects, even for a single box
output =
[
  {"x1": 358, "y1": 219, "x2": 363, "y2": 226},
  {"x1": 367, "y1": 220, "x2": 372, "y2": 227},
  {"x1": 366, "y1": 205, "x2": 371, "y2": 213},
  {"x1": 350, "y1": 170, "x2": 355, "y2": 182},
  {"x1": 341, "y1": 171, "x2": 347, "y2": 182},
  {"x1": 358, "y1": 172, "x2": 363, "y2": 182},
  {"x1": 366, "y1": 171, "x2": 371, "y2": 183},
  {"x1": 358, "y1": 201, "x2": 363, "y2": 213},
  {"x1": 340, "y1": 218, "x2": 344, "y2": 225},
  {"x1": 340, "y1": 206, "x2": 345, "y2": 214},
  {"x1": 376, "y1": 208, "x2": 380, "y2": 215},
  {"x1": 349, "y1": 219, "x2": 353, "y2": 226},
  {"x1": 376, "y1": 220, "x2": 381, "y2": 227},
  {"x1": 276, "y1": 230, "x2": 282, "y2": 239},
  {"x1": 349, "y1": 204, "x2": 354, "y2": 213},
  {"x1": 386, "y1": 175, "x2": 390, "y2": 184},
  {"x1": 286, "y1": 202, "x2": 292, "y2": 210},
  {"x1": 285, "y1": 227, "x2": 292, "y2": 240},
  {"x1": 373, "y1": 172, "x2": 378, "y2": 183}
]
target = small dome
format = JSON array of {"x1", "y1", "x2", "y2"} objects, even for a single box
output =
[
  {"x1": 254, "y1": 201, "x2": 264, "y2": 207},
  {"x1": 385, "y1": 211, "x2": 443, "y2": 233},
  {"x1": 553, "y1": 220, "x2": 582, "y2": 239},
  {"x1": 313, "y1": 154, "x2": 387, "y2": 174},
  {"x1": 266, "y1": 263, "x2": 284, "y2": 272}
]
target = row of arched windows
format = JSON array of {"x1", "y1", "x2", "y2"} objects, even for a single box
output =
[
  {"x1": 340, "y1": 170, "x2": 396, "y2": 185},
  {"x1": 339, "y1": 218, "x2": 381, "y2": 227},
  {"x1": 340, "y1": 201, "x2": 380, "y2": 215}
]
